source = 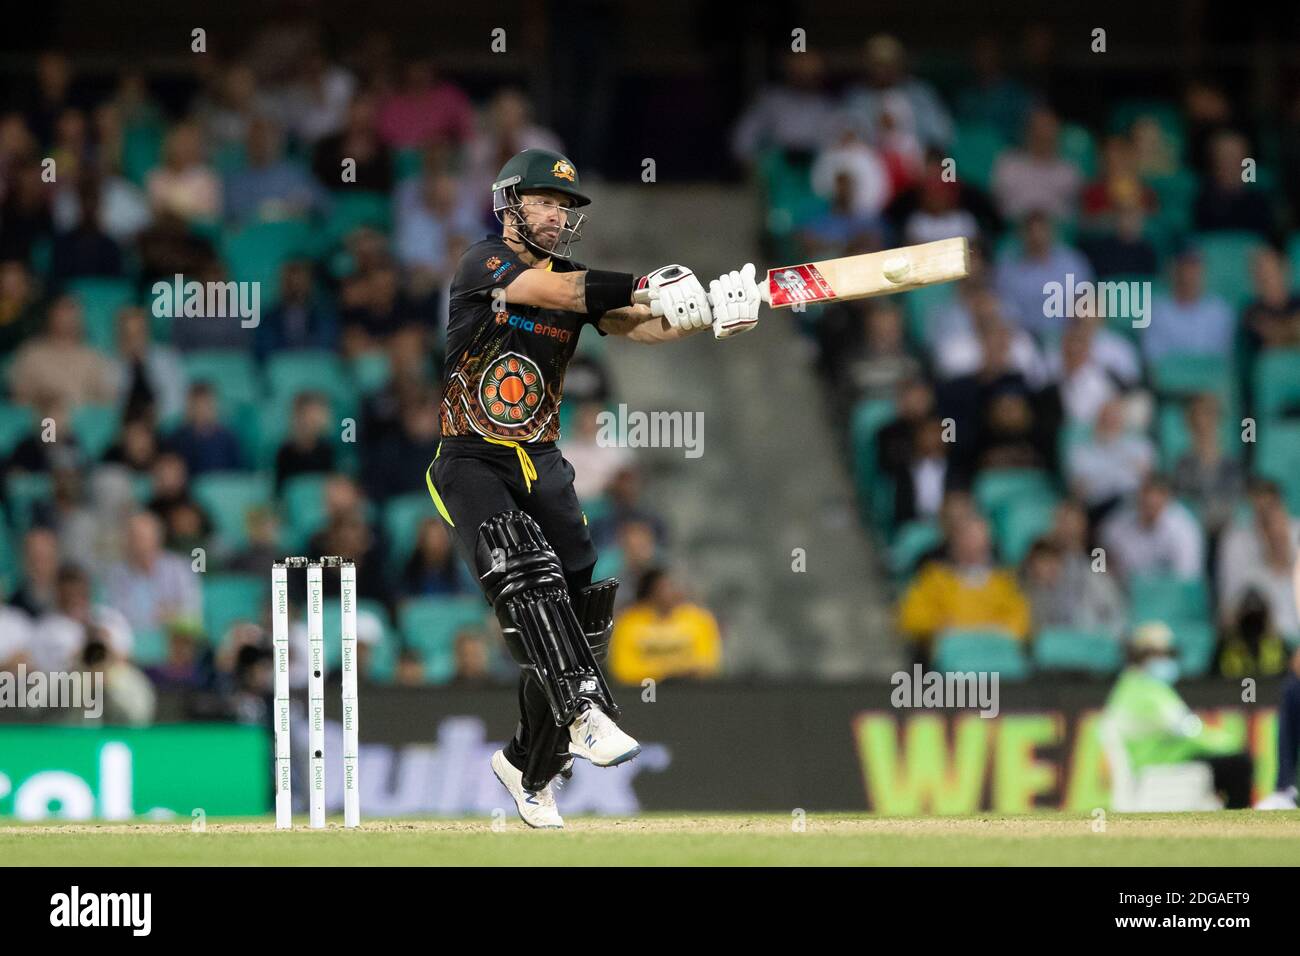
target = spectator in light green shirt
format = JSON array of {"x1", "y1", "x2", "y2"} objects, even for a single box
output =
[{"x1": 1103, "y1": 621, "x2": 1253, "y2": 807}]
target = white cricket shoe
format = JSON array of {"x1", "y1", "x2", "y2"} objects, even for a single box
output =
[
  {"x1": 568, "y1": 704, "x2": 641, "y2": 767},
  {"x1": 490, "y1": 749, "x2": 564, "y2": 829},
  {"x1": 1254, "y1": 787, "x2": 1298, "y2": 810}
]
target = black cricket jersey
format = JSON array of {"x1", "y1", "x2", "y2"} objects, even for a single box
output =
[{"x1": 441, "y1": 235, "x2": 606, "y2": 444}]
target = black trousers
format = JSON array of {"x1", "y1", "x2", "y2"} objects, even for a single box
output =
[
  {"x1": 1202, "y1": 753, "x2": 1253, "y2": 809},
  {"x1": 427, "y1": 437, "x2": 598, "y2": 786}
]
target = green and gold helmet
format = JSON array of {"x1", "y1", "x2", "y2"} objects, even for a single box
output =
[{"x1": 492, "y1": 148, "x2": 590, "y2": 258}]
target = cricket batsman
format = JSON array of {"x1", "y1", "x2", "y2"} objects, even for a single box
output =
[{"x1": 425, "y1": 148, "x2": 761, "y2": 827}]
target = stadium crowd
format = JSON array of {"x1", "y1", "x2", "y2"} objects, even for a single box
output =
[
  {"x1": 733, "y1": 34, "x2": 1300, "y2": 681},
  {"x1": 0, "y1": 36, "x2": 724, "y2": 725}
]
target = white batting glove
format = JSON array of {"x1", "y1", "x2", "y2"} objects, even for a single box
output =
[
  {"x1": 641, "y1": 264, "x2": 712, "y2": 331},
  {"x1": 709, "y1": 263, "x2": 762, "y2": 339}
]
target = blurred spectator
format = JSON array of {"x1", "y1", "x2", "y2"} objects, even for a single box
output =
[
  {"x1": 275, "y1": 391, "x2": 335, "y2": 491},
  {"x1": 0, "y1": 603, "x2": 34, "y2": 670},
  {"x1": 993, "y1": 212, "x2": 1094, "y2": 337},
  {"x1": 361, "y1": 386, "x2": 439, "y2": 502},
  {"x1": 10, "y1": 294, "x2": 116, "y2": 408},
  {"x1": 145, "y1": 617, "x2": 209, "y2": 691},
  {"x1": 311, "y1": 92, "x2": 393, "y2": 194},
  {"x1": 467, "y1": 88, "x2": 565, "y2": 205},
  {"x1": 310, "y1": 513, "x2": 389, "y2": 605},
  {"x1": 279, "y1": 49, "x2": 356, "y2": 146},
  {"x1": 0, "y1": 156, "x2": 53, "y2": 262},
  {"x1": 1066, "y1": 398, "x2": 1154, "y2": 515},
  {"x1": 23, "y1": 52, "x2": 78, "y2": 147},
  {"x1": 1103, "y1": 621, "x2": 1252, "y2": 808},
  {"x1": 974, "y1": 390, "x2": 1056, "y2": 472},
  {"x1": 1078, "y1": 202, "x2": 1159, "y2": 278},
  {"x1": 393, "y1": 170, "x2": 477, "y2": 281},
  {"x1": 800, "y1": 167, "x2": 888, "y2": 258},
  {"x1": 394, "y1": 647, "x2": 424, "y2": 687},
  {"x1": 3, "y1": 395, "x2": 82, "y2": 476},
  {"x1": 449, "y1": 628, "x2": 494, "y2": 686},
  {"x1": 0, "y1": 259, "x2": 44, "y2": 355},
  {"x1": 227, "y1": 506, "x2": 282, "y2": 576},
  {"x1": 48, "y1": 177, "x2": 124, "y2": 288},
  {"x1": 876, "y1": 377, "x2": 935, "y2": 478},
  {"x1": 893, "y1": 416, "x2": 968, "y2": 524},
  {"x1": 609, "y1": 568, "x2": 722, "y2": 684},
  {"x1": 1194, "y1": 130, "x2": 1275, "y2": 237},
  {"x1": 561, "y1": 401, "x2": 632, "y2": 501},
  {"x1": 1183, "y1": 80, "x2": 1234, "y2": 176},
  {"x1": 1048, "y1": 498, "x2": 1129, "y2": 636},
  {"x1": 146, "y1": 122, "x2": 221, "y2": 223},
  {"x1": 954, "y1": 35, "x2": 1035, "y2": 142},
  {"x1": 1243, "y1": 247, "x2": 1300, "y2": 351},
  {"x1": 168, "y1": 382, "x2": 243, "y2": 475},
  {"x1": 9, "y1": 527, "x2": 62, "y2": 618},
  {"x1": 834, "y1": 301, "x2": 921, "y2": 401},
  {"x1": 884, "y1": 149, "x2": 998, "y2": 245},
  {"x1": 102, "y1": 415, "x2": 163, "y2": 474},
  {"x1": 255, "y1": 259, "x2": 339, "y2": 359},
  {"x1": 1098, "y1": 475, "x2": 1204, "y2": 580},
  {"x1": 914, "y1": 489, "x2": 978, "y2": 568},
  {"x1": 1169, "y1": 393, "x2": 1244, "y2": 540},
  {"x1": 1044, "y1": 318, "x2": 1122, "y2": 424},
  {"x1": 110, "y1": 306, "x2": 187, "y2": 424},
  {"x1": 990, "y1": 108, "x2": 1083, "y2": 221},
  {"x1": 31, "y1": 467, "x2": 101, "y2": 568},
  {"x1": 103, "y1": 510, "x2": 202, "y2": 634},
  {"x1": 146, "y1": 450, "x2": 212, "y2": 545},
  {"x1": 611, "y1": 519, "x2": 659, "y2": 607},
  {"x1": 732, "y1": 51, "x2": 838, "y2": 167},
  {"x1": 931, "y1": 285, "x2": 1048, "y2": 386},
  {"x1": 375, "y1": 60, "x2": 474, "y2": 149},
  {"x1": 1142, "y1": 248, "x2": 1235, "y2": 363},
  {"x1": 897, "y1": 514, "x2": 1031, "y2": 660},
  {"x1": 590, "y1": 466, "x2": 667, "y2": 550},
  {"x1": 194, "y1": 62, "x2": 275, "y2": 156},
  {"x1": 224, "y1": 115, "x2": 330, "y2": 223},
  {"x1": 842, "y1": 35, "x2": 953, "y2": 152},
  {"x1": 810, "y1": 130, "x2": 892, "y2": 221},
  {"x1": 402, "y1": 518, "x2": 465, "y2": 598},
  {"x1": 1022, "y1": 537, "x2": 1126, "y2": 638},
  {"x1": 1217, "y1": 479, "x2": 1300, "y2": 637},
  {"x1": 30, "y1": 564, "x2": 133, "y2": 672},
  {"x1": 1080, "y1": 134, "x2": 1157, "y2": 224}
]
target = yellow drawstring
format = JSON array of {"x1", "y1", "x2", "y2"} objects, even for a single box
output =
[{"x1": 480, "y1": 435, "x2": 539, "y2": 493}]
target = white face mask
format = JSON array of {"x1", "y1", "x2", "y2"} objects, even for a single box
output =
[{"x1": 1145, "y1": 657, "x2": 1180, "y2": 684}]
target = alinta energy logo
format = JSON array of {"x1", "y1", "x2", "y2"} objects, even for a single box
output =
[
  {"x1": 0, "y1": 666, "x2": 103, "y2": 718},
  {"x1": 50, "y1": 886, "x2": 151, "y2": 936}
]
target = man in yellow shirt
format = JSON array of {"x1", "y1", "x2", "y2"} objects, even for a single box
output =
[
  {"x1": 610, "y1": 568, "x2": 722, "y2": 683},
  {"x1": 897, "y1": 514, "x2": 1031, "y2": 662}
]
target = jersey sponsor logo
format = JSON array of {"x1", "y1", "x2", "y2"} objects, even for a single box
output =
[
  {"x1": 485, "y1": 256, "x2": 502, "y2": 271},
  {"x1": 494, "y1": 312, "x2": 573, "y2": 342},
  {"x1": 766, "y1": 263, "x2": 835, "y2": 307},
  {"x1": 489, "y1": 260, "x2": 514, "y2": 280},
  {"x1": 480, "y1": 351, "x2": 545, "y2": 427},
  {"x1": 551, "y1": 159, "x2": 576, "y2": 182}
]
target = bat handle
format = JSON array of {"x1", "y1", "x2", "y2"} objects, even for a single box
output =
[
  {"x1": 632, "y1": 278, "x2": 771, "y2": 307},
  {"x1": 632, "y1": 288, "x2": 652, "y2": 306}
]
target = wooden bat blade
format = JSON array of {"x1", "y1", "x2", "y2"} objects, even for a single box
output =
[{"x1": 764, "y1": 237, "x2": 970, "y2": 309}]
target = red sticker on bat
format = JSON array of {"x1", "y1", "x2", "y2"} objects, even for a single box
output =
[{"x1": 765, "y1": 264, "x2": 835, "y2": 307}]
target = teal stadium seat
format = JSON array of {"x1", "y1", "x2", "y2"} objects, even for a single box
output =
[
  {"x1": 280, "y1": 473, "x2": 331, "y2": 550},
  {"x1": 997, "y1": 496, "x2": 1058, "y2": 565},
  {"x1": 192, "y1": 472, "x2": 273, "y2": 551},
  {"x1": 1149, "y1": 353, "x2": 1232, "y2": 400},
  {"x1": 932, "y1": 630, "x2": 1031, "y2": 681},
  {"x1": 5, "y1": 473, "x2": 53, "y2": 533},
  {"x1": 219, "y1": 220, "x2": 315, "y2": 306},
  {"x1": 1172, "y1": 620, "x2": 1216, "y2": 678},
  {"x1": 203, "y1": 573, "x2": 265, "y2": 642},
  {"x1": 266, "y1": 350, "x2": 356, "y2": 420},
  {"x1": 890, "y1": 520, "x2": 942, "y2": 578},
  {"x1": 973, "y1": 468, "x2": 1056, "y2": 522},
  {"x1": 183, "y1": 350, "x2": 262, "y2": 413},
  {"x1": 1253, "y1": 350, "x2": 1300, "y2": 420},
  {"x1": 71, "y1": 404, "x2": 120, "y2": 462},
  {"x1": 1129, "y1": 575, "x2": 1210, "y2": 624},
  {"x1": 1193, "y1": 232, "x2": 1266, "y2": 310},
  {"x1": 1255, "y1": 421, "x2": 1300, "y2": 513},
  {"x1": 0, "y1": 403, "x2": 34, "y2": 457},
  {"x1": 1032, "y1": 628, "x2": 1122, "y2": 676},
  {"x1": 1059, "y1": 123, "x2": 1097, "y2": 177},
  {"x1": 383, "y1": 493, "x2": 436, "y2": 573},
  {"x1": 351, "y1": 351, "x2": 392, "y2": 396},
  {"x1": 67, "y1": 278, "x2": 135, "y2": 352},
  {"x1": 325, "y1": 191, "x2": 392, "y2": 246},
  {"x1": 950, "y1": 122, "x2": 1006, "y2": 191},
  {"x1": 399, "y1": 596, "x2": 490, "y2": 683},
  {"x1": 1157, "y1": 401, "x2": 1243, "y2": 471}
]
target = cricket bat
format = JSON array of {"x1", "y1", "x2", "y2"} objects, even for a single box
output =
[{"x1": 633, "y1": 237, "x2": 970, "y2": 310}]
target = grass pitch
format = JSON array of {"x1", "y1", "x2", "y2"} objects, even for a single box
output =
[{"x1": 3, "y1": 812, "x2": 1299, "y2": 866}]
